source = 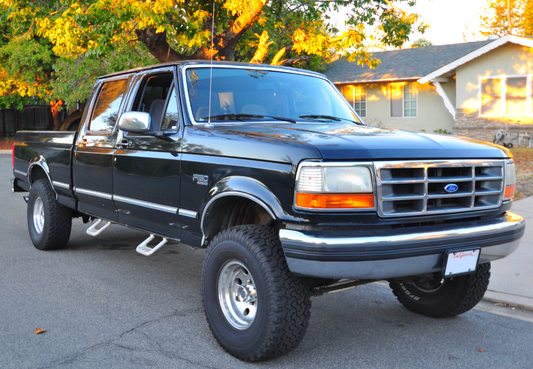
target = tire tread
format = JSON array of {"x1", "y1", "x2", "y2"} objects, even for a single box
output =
[{"x1": 202, "y1": 225, "x2": 311, "y2": 361}]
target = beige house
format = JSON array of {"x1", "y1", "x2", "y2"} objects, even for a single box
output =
[{"x1": 324, "y1": 35, "x2": 533, "y2": 144}]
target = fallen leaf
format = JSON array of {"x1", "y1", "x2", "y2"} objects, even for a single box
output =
[
  {"x1": 35, "y1": 328, "x2": 45, "y2": 335},
  {"x1": 478, "y1": 349, "x2": 485, "y2": 353}
]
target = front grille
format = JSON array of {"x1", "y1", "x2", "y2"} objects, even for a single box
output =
[{"x1": 375, "y1": 160, "x2": 504, "y2": 217}]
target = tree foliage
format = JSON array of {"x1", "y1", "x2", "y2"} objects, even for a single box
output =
[
  {"x1": 410, "y1": 38, "x2": 433, "y2": 48},
  {"x1": 0, "y1": 0, "x2": 424, "y2": 119},
  {"x1": 479, "y1": 0, "x2": 533, "y2": 36}
]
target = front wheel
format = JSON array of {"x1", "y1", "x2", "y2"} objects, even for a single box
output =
[
  {"x1": 27, "y1": 179, "x2": 72, "y2": 250},
  {"x1": 389, "y1": 263, "x2": 491, "y2": 318},
  {"x1": 202, "y1": 225, "x2": 311, "y2": 362}
]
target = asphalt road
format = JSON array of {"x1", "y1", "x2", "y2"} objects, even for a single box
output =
[{"x1": 2, "y1": 154, "x2": 533, "y2": 369}]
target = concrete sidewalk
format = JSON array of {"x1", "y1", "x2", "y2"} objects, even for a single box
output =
[{"x1": 483, "y1": 197, "x2": 533, "y2": 311}]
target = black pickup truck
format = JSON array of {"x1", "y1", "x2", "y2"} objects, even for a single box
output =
[{"x1": 12, "y1": 61, "x2": 525, "y2": 361}]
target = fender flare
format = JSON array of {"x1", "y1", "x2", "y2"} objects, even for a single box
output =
[
  {"x1": 200, "y1": 176, "x2": 307, "y2": 244},
  {"x1": 28, "y1": 156, "x2": 55, "y2": 194}
]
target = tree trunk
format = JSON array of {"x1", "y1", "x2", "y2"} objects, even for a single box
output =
[
  {"x1": 50, "y1": 101, "x2": 63, "y2": 130},
  {"x1": 137, "y1": 0, "x2": 266, "y2": 63}
]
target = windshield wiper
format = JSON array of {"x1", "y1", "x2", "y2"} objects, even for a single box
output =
[
  {"x1": 299, "y1": 114, "x2": 362, "y2": 125},
  {"x1": 200, "y1": 113, "x2": 296, "y2": 124}
]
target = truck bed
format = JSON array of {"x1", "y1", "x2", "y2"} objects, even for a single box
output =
[{"x1": 13, "y1": 131, "x2": 77, "y2": 207}]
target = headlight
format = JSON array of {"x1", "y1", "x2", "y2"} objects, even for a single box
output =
[
  {"x1": 504, "y1": 161, "x2": 516, "y2": 200},
  {"x1": 295, "y1": 163, "x2": 374, "y2": 210}
]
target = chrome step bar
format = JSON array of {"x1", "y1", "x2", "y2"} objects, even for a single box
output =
[
  {"x1": 136, "y1": 234, "x2": 168, "y2": 256},
  {"x1": 86, "y1": 219, "x2": 113, "y2": 236}
]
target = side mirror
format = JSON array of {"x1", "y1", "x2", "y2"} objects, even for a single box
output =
[{"x1": 118, "y1": 112, "x2": 152, "y2": 133}]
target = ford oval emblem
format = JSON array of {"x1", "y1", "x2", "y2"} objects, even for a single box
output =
[{"x1": 444, "y1": 184, "x2": 459, "y2": 193}]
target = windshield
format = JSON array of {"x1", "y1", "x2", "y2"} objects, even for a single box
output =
[{"x1": 184, "y1": 67, "x2": 362, "y2": 124}]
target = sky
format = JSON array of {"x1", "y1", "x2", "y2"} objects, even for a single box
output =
[
  {"x1": 328, "y1": 0, "x2": 491, "y2": 47},
  {"x1": 407, "y1": 0, "x2": 489, "y2": 45}
]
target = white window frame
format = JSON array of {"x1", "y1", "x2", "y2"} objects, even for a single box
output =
[
  {"x1": 341, "y1": 85, "x2": 366, "y2": 117},
  {"x1": 389, "y1": 82, "x2": 418, "y2": 118},
  {"x1": 479, "y1": 74, "x2": 533, "y2": 117}
]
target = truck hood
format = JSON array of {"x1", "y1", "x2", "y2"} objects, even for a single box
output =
[{"x1": 221, "y1": 123, "x2": 510, "y2": 160}]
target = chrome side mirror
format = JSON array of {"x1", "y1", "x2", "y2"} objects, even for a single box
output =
[{"x1": 118, "y1": 112, "x2": 151, "y2": 133}]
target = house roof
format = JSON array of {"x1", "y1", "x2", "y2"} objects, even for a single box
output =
[
  {"x1": 418, "y1": 35, "x2": 533, "y2": 83},
  {"x1": 324, "y1": 35, "x2": 533, "y2": 85}
]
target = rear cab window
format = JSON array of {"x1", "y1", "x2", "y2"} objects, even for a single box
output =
[{"x1": 88, "y1": 79, "x2": 129, "y2": 134}]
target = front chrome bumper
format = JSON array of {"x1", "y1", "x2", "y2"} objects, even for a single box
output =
[{"x1": 279, "y1": 212, "x2": 525, "y2": 280}]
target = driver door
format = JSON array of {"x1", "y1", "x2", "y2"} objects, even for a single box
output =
[{"x1": 112, "y1": 68, "x2": 183, "y2": 239}]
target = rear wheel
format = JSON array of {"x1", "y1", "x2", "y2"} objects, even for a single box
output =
[
  {"x1": 202, "y1": 225, "x2": 311, "y2": 362},
  {"x1": 389, "y1": 263, "x2": 491, "y2": 318},
  {"x1": 27, "y1": 179, "x2": 72, "y2": 250}
]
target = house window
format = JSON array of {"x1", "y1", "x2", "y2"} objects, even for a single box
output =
[
  {"x1": 390, "y1": 83, "x2": 417, "y2": 117},
  {"x1": 480, "y1": 76, "x2": 532, "y2": 116},
  {"x1": 341, "y1": 85, "x2": 366, "y2": 117}
]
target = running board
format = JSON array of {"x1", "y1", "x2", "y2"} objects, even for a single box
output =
[
  {"x1": 136, "y1": 234, "x2": 168, "y2": 256},
  {"x1": 86, "y1": 219, "x2": 112, "y2": 237}
]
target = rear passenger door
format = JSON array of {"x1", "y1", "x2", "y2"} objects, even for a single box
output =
[
  {"x1": 73, "y1": 76, "x2": 130, "y2": 221},
  {"x1": 112, "y1": 67, "x2": 184, "y2": 239}
]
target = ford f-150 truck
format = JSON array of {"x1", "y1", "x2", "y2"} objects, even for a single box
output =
[{"x1": 12, "y1": 61, "x2": 525, "y2": 361}]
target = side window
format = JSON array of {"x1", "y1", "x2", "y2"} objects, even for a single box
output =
[
  {"x1": 133, "y1": 73, "x2": 179, "y2": 131},
  {"x1": 390, "y1": 82, "x2": 417, "y2": 118},
  {"x1": 89, "y1": 79, "x2": 129, "y2": 132}
]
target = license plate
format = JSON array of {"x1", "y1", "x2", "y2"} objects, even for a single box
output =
[{"x1": 443, "y1": 249, "x2": 480, "y2": 277}]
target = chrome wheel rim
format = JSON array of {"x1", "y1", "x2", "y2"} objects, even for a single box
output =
[
  {"x1": 217, "y1": 260, "x2": 257, "y2": 330},
  {"x1": 33, "y1": 197, "x2": 45, "y2": 234}
]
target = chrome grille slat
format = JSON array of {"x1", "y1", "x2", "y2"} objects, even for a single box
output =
[{"x1": 375, "y1": 160, "x2": 504, "y2": 217}]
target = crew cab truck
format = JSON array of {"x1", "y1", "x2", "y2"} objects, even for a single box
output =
[{"x1": 12, "y1": 61, "x2": 525, "y2": 362}]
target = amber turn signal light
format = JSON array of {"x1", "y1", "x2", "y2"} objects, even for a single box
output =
[
  {"x1": 296, "y1": 193, "x2": 375, "y2": 209},
  {"x1": 504, "y1": 184, "x2": 515, "y2": 199}
]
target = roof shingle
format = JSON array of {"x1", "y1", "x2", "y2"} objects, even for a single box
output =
[{"x1": 324, "y1": 40, "x2": 493, "y2": 84}]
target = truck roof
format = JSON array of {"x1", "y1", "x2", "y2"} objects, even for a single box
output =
[{"x1": 98, "y1": 60, "x2": 326, "y2": 80}]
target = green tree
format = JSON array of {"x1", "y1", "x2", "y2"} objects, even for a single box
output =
[
  {"x1": 410, "y1": 38, "x2": 433, "y2": 48},
  {"x1": 0, "y1": 0, "x2": 426, "y2": 124}
]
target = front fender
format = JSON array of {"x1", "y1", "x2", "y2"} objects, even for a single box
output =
[{"x1": 200, "y1": 176, "x2": 308, "y2": 243}]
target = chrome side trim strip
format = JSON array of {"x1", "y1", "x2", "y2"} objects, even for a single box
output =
[
  {"x1": 14, "y1": 169, "x2": 27, "y2": 177},
  {"x1": 52, "y1": 181, "x2": 70, "y2": 189},
  {"x1": 178, "y1": 209, "x2": 198, "y2": 219},
  {"x1": 113, "y1": 195, "x2": 178, "y2": 214},
  {"x1": 75, "y1": 188, "x2": 113, "y2": 200}
]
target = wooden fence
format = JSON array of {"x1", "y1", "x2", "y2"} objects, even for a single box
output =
[{"x1": 0, "y1": 105, "x2": 53, "y2": 137}]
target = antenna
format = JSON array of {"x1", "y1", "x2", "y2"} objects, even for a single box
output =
[{"x1": 207, "y1": 1, "x2": 215, "y2": 125}]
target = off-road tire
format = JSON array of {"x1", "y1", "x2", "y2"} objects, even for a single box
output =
[
  {"x1": 27, "y1": 179, "x2": 72, "y2": 250},
  {"x1": 202, "y1": 225, "x2": 311, "y2": 362},
  {"x1": 389, "y1": 263, "x2": 491, "y2": 318}
]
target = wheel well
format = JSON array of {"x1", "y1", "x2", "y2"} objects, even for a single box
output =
[
  {"x1": 203, "y1": 196, "x2": 276, "y2": 244},
  {"x1": 29, "y1": 165, "x2": 49, "y2": 185}
]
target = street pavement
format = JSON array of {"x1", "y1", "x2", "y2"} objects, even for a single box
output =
[{"x1": 2, "y1": 151, "x2": 533, "y2": 368}]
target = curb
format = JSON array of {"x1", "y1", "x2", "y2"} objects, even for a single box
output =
[
  {"x1": 0, "y1": 150, "x2": 11, "y2": 154},
  {"x1": 482, "y1": 290, "x2": 533, "y2": 312}
]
